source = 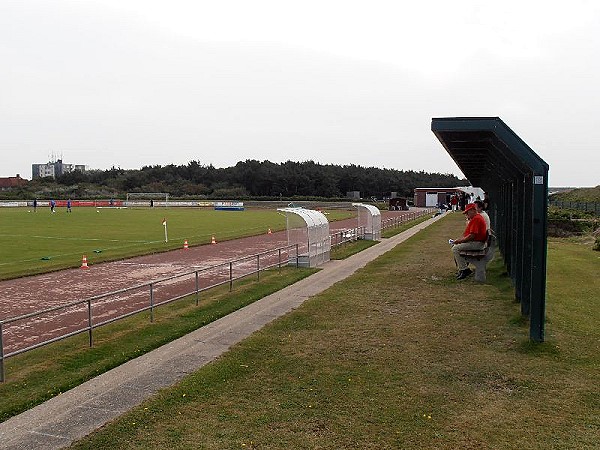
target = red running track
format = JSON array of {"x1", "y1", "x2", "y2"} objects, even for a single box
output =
[{"x1": 0, "y1": 210, "x2": 422, "y2": 355}]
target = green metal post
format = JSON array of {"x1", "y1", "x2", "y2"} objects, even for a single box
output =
[{"x1": 529, "y1": 173, "x2": 548, "y2": 342}]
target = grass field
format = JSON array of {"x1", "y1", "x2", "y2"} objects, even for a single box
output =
[
  {"x1": 66, "y1": 213, "x2": 599, "y2": 449},
  {"x1": 0, "y1": 207, "x2": 353, "y2": 280},
  {"x1": 3, "y1": 211, "x2": 597, "y2": 448},
  {"x1": 0, "y1": 267, "x2": 317, "y2": 422}
]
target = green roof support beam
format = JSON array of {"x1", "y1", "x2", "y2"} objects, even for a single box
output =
[{"x1": 431, "y1": 117, "x2": 549, "y2": 342}]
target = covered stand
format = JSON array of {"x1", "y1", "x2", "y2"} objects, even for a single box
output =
[
  {"x1": 277, "y1": 207, "x2": 330, "y2": 267},
  {"x1": 352, "y1": 203, "x2": 382, "y2": 240},
  {"x1": 431, "y1": 117, "x2": 549, "y2": 342}
]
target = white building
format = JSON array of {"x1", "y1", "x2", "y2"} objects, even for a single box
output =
[{"x1": 32, "y1": 159, "x2": 86, "y2": 179}]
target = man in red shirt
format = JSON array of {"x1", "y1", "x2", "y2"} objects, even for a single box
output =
[
  {"x1": 450, "y1": 194, "x2": 458, "y2": 211},
  {"x1": 451, "y1": 203, "x2": 488, "y2": 280}
]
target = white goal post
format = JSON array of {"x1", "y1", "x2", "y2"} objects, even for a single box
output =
[{"x1": 125, "y1": 192, "x2": 170, "y2": 207}]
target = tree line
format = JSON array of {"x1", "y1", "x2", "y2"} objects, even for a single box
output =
[{"x1": 5, "y1": 160, "x2": 466, "y2": 200}]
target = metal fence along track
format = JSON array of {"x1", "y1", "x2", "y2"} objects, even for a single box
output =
[{"x1": 0, "y1": 208, "x2": 433, "y2": 381}]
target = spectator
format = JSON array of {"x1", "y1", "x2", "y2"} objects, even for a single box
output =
[
  {"x1": 483, "y1": 192, "x2": 490, "y2": 211},
  {"x1": 459, "y1": 192, "x2": 468, "y2": 210},
  {"x1": 450, "y1": 194, "x2": 458, "y2": 212},
  {"x1": 474, "y1": 200, "x2": 490, "y2": 231},
  {"x1": 451, "y1": 203, "x2": 487, "y2": 280}
]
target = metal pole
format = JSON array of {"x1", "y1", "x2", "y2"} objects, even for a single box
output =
[
  {"x1": 0, "y1": 322, "x2": 4, "y2": 383},
  {"x1": 229, "y1": 262, "x2": 233, "y2": 291},
  {"x1": 150, "y1": 283, "x2": 154, "y2": 322},
  {"x1": 257, "y1": 254, "x2": 260, "y2": 280},
  {"x1": 195, "y1": 271, "x2": 199, "y2": 306},
  {"x1": 278, "y1": 248, "x2": 282, "y2": 272},
  {"x1": 296, "y1": 244, "x2": 299, "y2": 268},
  {"x1": 88, "y1": 299, "x2": 93, "y2": 348}
]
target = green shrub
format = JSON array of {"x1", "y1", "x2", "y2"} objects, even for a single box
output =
[
  {"x1": 548, "y1": 206, "x2": 595, "y2": 220},
  {"x1": 547, "y1": 207, "x2": 599, "y2": 237}
]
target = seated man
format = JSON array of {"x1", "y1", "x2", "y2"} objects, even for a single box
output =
[
  {"x1": 474, "y1": 200, "x2": 491, "y2": 231},
  {"x1": 451, "y1": 203, "x2": 488, "y2": 280}
]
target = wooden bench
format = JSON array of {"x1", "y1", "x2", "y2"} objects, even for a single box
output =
[{"x1": 459, "y1": 232, "x2": 496, "y2": 282}]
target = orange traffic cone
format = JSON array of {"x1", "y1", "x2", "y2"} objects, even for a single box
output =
[
  {"x1": 80, "y1": 255, "x2": 89, "y2": 270},
  {"x1": 211, "y1": 235, "x2": 217, "y2": 244},
  {"x1": 267, "y1": 228, "x2": 272, "y2": 235},
  {"x1": 183, "y1": 239, "x2": 189, "y2": 250}
]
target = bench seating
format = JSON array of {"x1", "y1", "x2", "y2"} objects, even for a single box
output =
[{"x1": 459, "y1": 232, "x2": 496, "y2": 282}]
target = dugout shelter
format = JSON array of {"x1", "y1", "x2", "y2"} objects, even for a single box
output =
[
  {"x1": 352, "y1": 203, "x2": 382, "y2": 240},
  {"x1": 277, "y1": 207, "x2": 330, "y2": 268},
  {"x1": 431, "y1": 117, "x2": 549, "y2": 342}
]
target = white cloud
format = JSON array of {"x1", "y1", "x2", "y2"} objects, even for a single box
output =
[{"x1": 1, "y1": 0, "x2": 599, "y2": 186}]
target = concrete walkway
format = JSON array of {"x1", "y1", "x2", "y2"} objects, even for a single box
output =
[{"x1": 0, "y1": 215, "x2": 443, "y2": 450}]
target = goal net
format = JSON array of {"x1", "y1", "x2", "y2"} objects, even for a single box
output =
[{"x1": 125, "y1": 192, "x2": 170, "y2": 207}]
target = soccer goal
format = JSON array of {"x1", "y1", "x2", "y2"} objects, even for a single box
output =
[{"x1": 125, "y1": 192, "x2": 170, "y2": 208}]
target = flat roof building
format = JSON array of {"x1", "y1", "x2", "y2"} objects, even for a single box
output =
[{"x1": 32, "y1": 159, "x2": 86, "y2": 179}]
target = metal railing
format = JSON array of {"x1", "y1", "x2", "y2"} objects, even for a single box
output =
[
  {"x1": 0, "y1": 244, "x2": 300, "y2": 382},
  {"x1": 330, "y1": 209, "x2": 434, "y2": 246},
  {"x1": 549, "y1": 200, "x2": 600, "y2": 216},
  {"x1": 330, "y1": 226, "x2": 365, "y2": 246},
  {"x1": 0, "y1": 207, "x2": 434, "y2": 382},
  {"x1": 381, "y1": 210, "x2": 430, "y2": 230}
]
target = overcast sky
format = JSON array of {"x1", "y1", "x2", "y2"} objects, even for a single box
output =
[{"x1": 2, "y1": 0, "x2": 599, "y2": 187}]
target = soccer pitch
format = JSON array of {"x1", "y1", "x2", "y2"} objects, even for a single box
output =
[{"x1": 0, "y1": 206, "x2": 289, "y2": 280}]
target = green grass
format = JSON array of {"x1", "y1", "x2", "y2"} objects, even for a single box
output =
[
  {"x1": 552, "y1": 185, "x2": 600, "y2": 202},
  {"x1": 330, "y1": 239, "x2": 378, "y2": 259},
  {"x1": 0, "y1": 267, "x2": 316, "y2": 422},
  {"x1": 0, "y1": 207, "x2": 353, "y2": 280},
  {"x1": 69, "y1": 213, "x2": 600, "y2": 449},
  {"x1": 381, "y1": 212, "x2": 432, "y2": 238}
]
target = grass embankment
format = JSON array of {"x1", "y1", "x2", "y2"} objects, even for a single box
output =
[
  {"x1": 70, "y1": 213, "x2": 599, "y2": 449},
  {"x1": 0, "y1": 207, "x2": 353, "y2": 280},
  {"x1": 551, "y1": 185, "x2": 600, "y2": 202},
  {"x1": 0, "y1": 267, "x2": 316, "y2": 422}
]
